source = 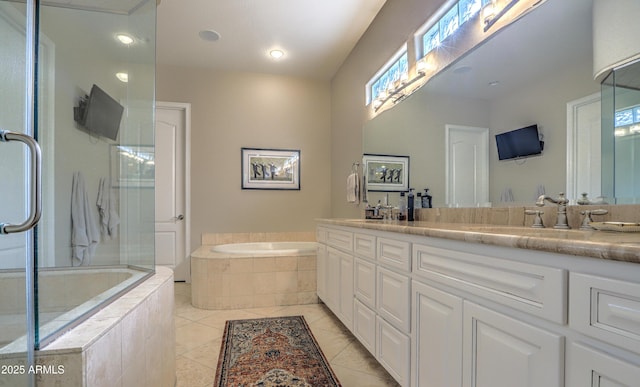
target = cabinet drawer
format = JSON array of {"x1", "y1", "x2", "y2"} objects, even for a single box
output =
[
  {"x1": 413, "y1": 243, "x2": 566, "y2": 324},
  {"x1": 377, "y1": 266, "x2": 411, "y2": 333},
  {"x1": 354, "y1": 233, "x2": 376, "y2": 260},
  {"x1": 354, "y1": 258, "x2": 376, "y2": 308},
  {"x1": 353, "y1": 299, "x2": 376, "y2": 356},
  {"x1": 570, "y1": 272, "x2": 640, "y2": 355},
  {"x1": 377, "y1": 237, "x2": 410, "y2": 272},
  {"x1": 326, "y1": 228, "x2": 353, "y2": 252},
  {"x1": 377, "y1": 316, "x2": 410, "y2": 387}
]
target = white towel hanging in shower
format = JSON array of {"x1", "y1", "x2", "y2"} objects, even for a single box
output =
[
  {"x1": 71, "y1": 171, "x2": 100, "y2": 266},
  {"x1": 97, "y1": 177, "x2": 120, "y2": 240}
]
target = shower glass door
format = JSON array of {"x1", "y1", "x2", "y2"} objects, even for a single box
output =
[{"x1": 0, "y1": 0, "x2": 38, "y2": 385}]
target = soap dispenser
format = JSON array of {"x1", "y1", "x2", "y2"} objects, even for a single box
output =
[
  {"x1": 422, "y1": 188, "x2": 433, "y2": 208},
  {"x1": 399, "y1": 192, "x2": 407, "y2": 220},
  {"x1": 407, "y1": 188, "x2": 415, "y2": 221}
]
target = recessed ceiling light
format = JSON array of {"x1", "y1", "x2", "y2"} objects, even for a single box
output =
[
  {"x1": 199, "y1": 30, "x2": 221, "y2": 42},
  {"x1": 270, "y1": 49, "x2": 285, "y2": 59},
  {"x1": 116, "y1": 72, "x2": 129, "y2": 83},
  {"x1": 116, "y1": 34, "x2": 134, "y2": 45}
]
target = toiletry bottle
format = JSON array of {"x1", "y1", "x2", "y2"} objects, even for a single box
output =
[
  {"x1": 407, "y1": 188, "x2": 415, "y2": 221},
  {"x1": 399, "y1": 192, "x2": 407, "y2": 221},
  {"x1": 416, "y1": 192, "x2": 422, "y2": 209},
  {"x1": 422, "y1": 188, "x2": 433, "y2": 208}
]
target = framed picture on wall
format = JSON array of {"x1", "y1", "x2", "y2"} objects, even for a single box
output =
[
  {"x1": 241, "y1": 148, "x2": 300, "y2": 190},
  {"x1": 363, "y1": 153, "x2": 409, "y2": 192},
  {"x1": 110, "y1": 145, "x2": 155, "y2": 188}
]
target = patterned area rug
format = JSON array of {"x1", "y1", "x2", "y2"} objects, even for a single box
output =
[{"x1": 214, "y1": 315, "x2": 341, "y2": 386}]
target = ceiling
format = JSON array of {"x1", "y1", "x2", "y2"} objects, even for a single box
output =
[{"x1": 156, "y1": 0, "x2": 387, "y2": 80}]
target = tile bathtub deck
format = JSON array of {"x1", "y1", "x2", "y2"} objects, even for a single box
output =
[{"x1": 173, "y1": 282, "x2": 400, "y2": 387}]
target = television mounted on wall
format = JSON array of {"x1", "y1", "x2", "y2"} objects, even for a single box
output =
[
  {"x1": 495, "y1": 124, "x2": 544, "y2": 161},
  {"x1": 73, "y1": 84, "x2": 124, "y2": 141}
]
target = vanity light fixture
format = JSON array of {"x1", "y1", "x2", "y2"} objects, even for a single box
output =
[
  {"x1": 615, "y1": 128, "x2": 627, "y2": 137},
  {"x1": 116, "y1": 72, "x2": 129, "y2": 83},
  {"x1": 483, "y1": 0, "x2": 520, "y2": 32},
  {"x1": 269, "y1": 49, "x2": 285, "y2": 59},
  {"x1": 373, "y1": 65, "x2": 428, "y2": 112},
  {"x1": 630, "y1": 124, "x2": 640, "y2": 133},
  {"x1": 116, "y1": 34, "x2": 134, "y2": 45}
]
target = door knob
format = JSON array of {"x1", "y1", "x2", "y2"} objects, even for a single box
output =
[{"x1": 174, "y1": 214, "x2": 184, "y2": 221}]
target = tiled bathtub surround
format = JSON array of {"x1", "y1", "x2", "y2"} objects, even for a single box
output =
[
  {"x1": 0, "y1": 267, "x2": 176, "y2": 387},
  {"x1": 191, "y1": 232, "x2": 317, "y2": 310}
]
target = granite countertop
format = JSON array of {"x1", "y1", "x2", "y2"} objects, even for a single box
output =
[{"x1": 317, "y1": 218, "x2": 640, "y2": 264}]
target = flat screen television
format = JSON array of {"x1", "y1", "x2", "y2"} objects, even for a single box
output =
[
  {"x1": 74, "y1": 84, "x2": 124, "y2": 141},
  {"x1": 495, "y1": 124, "x2": 544, "y2": 160}
]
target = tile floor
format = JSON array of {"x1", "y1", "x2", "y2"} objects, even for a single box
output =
[{"x1": 174, "y1": 282, "x2": 400, "y2": 387}]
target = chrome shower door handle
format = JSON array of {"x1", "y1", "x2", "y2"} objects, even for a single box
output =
[{"x1": 0, "y1": 130, "x2": 42, "y2": 234}]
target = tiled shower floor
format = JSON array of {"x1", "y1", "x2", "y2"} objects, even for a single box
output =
[{"x1": 173, "y1": 282, "x2": 400, "y2": 387}]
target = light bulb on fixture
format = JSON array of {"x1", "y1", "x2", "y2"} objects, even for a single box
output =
[{"x1": 482, "y1": 2, "x2": 496, "y2": 24}]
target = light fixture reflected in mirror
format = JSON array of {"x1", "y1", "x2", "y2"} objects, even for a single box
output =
[{"x1": 483, "y1": 0, "x2": 520, "y2": 32}]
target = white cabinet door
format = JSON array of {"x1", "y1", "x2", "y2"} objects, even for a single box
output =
[
  {"x1": 377, "y1": 266, "x2": 411, "y2": 333},
  {"x1": 316, "y1": 244, "x2": 327, "y2": 301},
  {"x1": 354, "y1": 257, "x2": 376, "y2": 308},
  {"x1": 339, "y1": 251, "x2": 354, "y2": 329},
  {"x1": 567, "y1": 341, "x2": 640, "y2": 387},
  {"x1": 463, "y1": 301, "x2": 564, "y2": 387},
  {"x1": 377, "y1": 316, "x2": 410, "y2": 387},
  {"x1": 325, "y1": 247, "x2": 342, "y2": 313},
  {"x1": 354, "y1": 298, "x2": 376, "y2": 355},
  {"x1": 413, "y1": 280, "x2": 463, "y2": 387}
]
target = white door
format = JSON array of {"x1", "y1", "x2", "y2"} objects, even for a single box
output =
[
  {"x1": 155, "y1": 102, "x2": 190, "y2": 281},
  {"x1": 446, "y1": 125, "x2": 489, "y2": 207},
  {"x1": 567, "y1": 93, "x2": 601, "y2": 202}
]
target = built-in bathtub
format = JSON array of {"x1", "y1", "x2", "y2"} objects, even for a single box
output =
[
  {"x1": 211, "y1": 241, "x2": 317, "y2": 256},
  {"x1": 191, "y1": 232, "x2": 318, "y2": 310},
  {"x1": 0, "y1": 266, "x2": 175, "y2": 387}
]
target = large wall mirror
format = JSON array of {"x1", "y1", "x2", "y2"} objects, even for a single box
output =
[{"x1": 363, "y1": 0, "x2": 606, "y2": 208}]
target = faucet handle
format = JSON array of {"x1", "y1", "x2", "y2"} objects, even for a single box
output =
[
  {"x1": 580, "y1": 209, "x2": 608, "y2": 230},
  {"x1": 525, "y1": 210, "x2": 545, "y2": 228}
]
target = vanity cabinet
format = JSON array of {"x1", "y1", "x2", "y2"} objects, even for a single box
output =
[
  {"x1": 412, "y1": 240, "x2": 565, "y2": 387},
  {"x1": 317, "y1": 226, "x2": 354, "y2": 329},
  {"x1": 317, "y1": 222, "x2": 640, "y2": 387},
  {"x1": 317, "y1": 226, "x2": 412, "y2": 386}
]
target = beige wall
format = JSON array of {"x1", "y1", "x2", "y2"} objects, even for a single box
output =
[
  {"x1": 330, "y1": 0, "x2": 446, "y2": 218},
  {"x1": 157, "y1": 66, "x2": 332, "y2": 252}
]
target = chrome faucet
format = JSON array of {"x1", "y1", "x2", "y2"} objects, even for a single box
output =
[{"x1": 536, "y1": 192, "x2": 570, "y2": 229}]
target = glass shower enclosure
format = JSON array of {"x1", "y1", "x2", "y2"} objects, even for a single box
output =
[
  {"x1": 0, "y1": 0, "x2": 156, "y2": 384},
  {"x1": 601, "y1": 59, "x2": 640, "y2": 204}
]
